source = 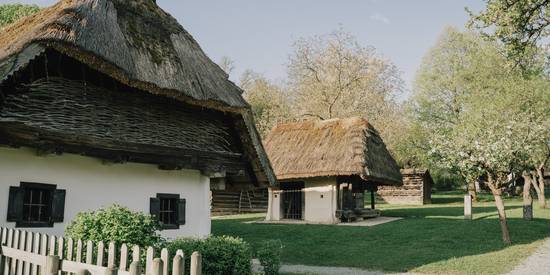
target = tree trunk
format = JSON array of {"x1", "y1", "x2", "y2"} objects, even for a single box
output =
[
  {"x1": 535, "y1": 168, "x2": 547, "y2": 209},
  {"x1": 468, "y1": 181, "x2": 478, "y2": 202},
  {"x1": 487, "y1": 175, "x2": 511, "y2": 244},
  {"x1": 530, "y1": 171, "x2": 546, "y2": 209},
  {"x1": 522, "y1": 171, "x2": 533, "y2": 220}
]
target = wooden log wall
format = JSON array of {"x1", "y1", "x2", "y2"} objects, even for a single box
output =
[{"x1": 378, "y1": 172, "x2": 432, "y2": 205}]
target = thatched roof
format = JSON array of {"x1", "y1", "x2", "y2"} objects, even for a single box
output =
[
  {"x1": 0, "y1": 0, "x2": 276, "y2": 185},
  {"x1": 264, "y1": 117, "x2": 402, "y2": 185}
]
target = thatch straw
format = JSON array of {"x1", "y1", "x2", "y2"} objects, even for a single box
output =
[{"x1": 264, "y1": 117, "x2": 402, "y2": 185}]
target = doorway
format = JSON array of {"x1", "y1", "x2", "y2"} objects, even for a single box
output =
[{"x1": 280, "y1": 181, "x2": 304, "y2": 220}]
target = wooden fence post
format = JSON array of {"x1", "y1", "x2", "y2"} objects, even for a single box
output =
[
  {"x1": 129, "y1": 261, "x2": 141, "y2": 275},
  {"x1": 171, "y1": 255, "x2": 183, "y2": 275},
  {"x1": 152, "y1": 258, "x2": 163, "y2": 275},
  {"x1": 45, "y1": 255, "x2": 60, "y2": 275},
  {"x1": 190, "y1": 252, "x2": 201, "y2": 275},
  {"x1": 464, "y1": 195, "x2": 472, "y2": 220}
]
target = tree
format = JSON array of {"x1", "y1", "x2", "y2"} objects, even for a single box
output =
[
  {"x1": 240, "y1": 70, "x2": 291, "y2": 138},
  {"x1": 0, "y1": 4, "x2": 39, "y2": 29},
  {"x1": 467, "y1": 0, "x2": 549, "y2": 68},
  {"x1": 414, "y1": 27, "x2": 550, "y2": 243},
  {"x1": 218, "y1": 56, "x2": 235, "y2": 76},
  {"x1": 287, "y1": 29, "x2": 406, "y2": 153}
]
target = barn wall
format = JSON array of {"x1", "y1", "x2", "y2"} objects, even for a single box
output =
[
  {"x1": 0, "y1": 147, "x2": 211, "y2": 239},
  {"x1": 378, "y1": 173, "x2": 431, "y2": 205}
]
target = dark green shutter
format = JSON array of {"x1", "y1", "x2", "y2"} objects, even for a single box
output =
[
  {"x1": 177, "y1": 199, "x2": 186, "y2": 225},
  {"x1": 7, "y1": 186, "x2": 23, "y2": 222},
  {"x1": 150, "y1": 197, "x2": 160, "y2": 220},
  {"x1": 51, "y1": 189, "x2": 66, "y2": 222}
]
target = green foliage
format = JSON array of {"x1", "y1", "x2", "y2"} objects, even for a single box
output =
[
  {"x1": 65, "y1": 205, "x2": 163, "y2": 247},
  {"x1": 0, "y1": 4, "x2": 39, "y2": 29},
  {"x1": 467, "y1": 0, "x2": 549, "y2": 67},
  {"x1": 213, "y1": 195, "x2": 550, "y2": 274},
  {"x1": 167, "y1": 235, "x2": 253, "y2": 275},
  {"x1": 431, "y1": 169, "x2": 463, "y2": 191},
  {"x1": 256, "y1": 240, "x2": 283, "y2": 275}
]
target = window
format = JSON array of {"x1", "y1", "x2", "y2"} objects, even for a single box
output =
[
  {"x1": 7, "y1": 182, "x2": 66, "y2": 228},
  {"x1": 150, "y1": 194, "x2": 185, "y2": 229}
]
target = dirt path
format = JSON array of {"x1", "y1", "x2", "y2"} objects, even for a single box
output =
[{"x1": 506, "y1": 238, "x2": 550, "y2": 275}]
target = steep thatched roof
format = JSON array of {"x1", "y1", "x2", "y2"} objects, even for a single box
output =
[
  {"x1": 264, "y1": 117, "x2": 402, "y2": 185},
  {"x1": 0, "y1": 0, "x2": 246, "y2": 110},
  {"x1": 0, "y1": 0, "x2": 276, "y2": 185}
]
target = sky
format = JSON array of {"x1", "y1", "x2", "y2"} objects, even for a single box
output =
[{"x1": 2, "y1": 0, "x2": 485, "y2": 99}]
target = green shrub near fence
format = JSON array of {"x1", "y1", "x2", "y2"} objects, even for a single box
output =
[{"x1": 167, "y1": 235, "x2": 252, "y2": 275}]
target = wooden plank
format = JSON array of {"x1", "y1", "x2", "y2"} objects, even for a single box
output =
[
  {"x1": 75, "y1": 240, "x2": 83, "y2": 263},
  {"x1": 145, "y1": 247, "x2": 154, "y2": 275},
  {"x1": 4, "y1": 229, "x2": 14, "y2": 275},
  {"x1": 129, "y1": 261, "x2": 140, "y2": 275},
  {"x1": 131, "y1": 246, "x2": 139, "y2": 263},
  {"x1": 16, "y1": 230, "x2": 25, "y2": 275},
  {"x1": 39, "y1": 234, "x2": 47, "y2": 275},
  {"x1": 30, "y1": 233, "x2": 40, "y2": 275},
  {"x1": 96, "y1": 241, "x2": 104, "y2": 267},
  {"x1": 171, "y1": 255, "x2": 183, "y2": 275},
  {"x1": 0, "y1": 247, "x2": 47, "y2": 266},
  {"x1": 119, "y1": 244, "x2": 128, "y2": 271},
  {"x1": 151, "y1": 259, "x2": 162, "y2": 275},
  {"x1": 107, "y1": 242, "x2": 115, "y2": 268},
  {"x1": 85, "y1": 241, "x2": 93, "y2": 265},
  {"x1": 23, "y1": 231, "x2": 33, "y2": 275},
  {"x1": 160, "y1": 249, "x2": 168, "y2": 275},
  {"x1": 190, "y1": 252, "x2": 201, "y2": 275},
  {"x1": 67, "y1": 238, "x2": 74, "y2": 261},
  {"x1": 48, "y1": 236, "x2": 56, "y2": 256},
  {"x1": 56, "y1": 237, "x2": 63, "y2": 260}
]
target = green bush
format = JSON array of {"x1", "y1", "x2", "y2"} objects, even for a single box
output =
[
  {"x1": 167, "y1": 235, "x2": 252, "y2": 275},
  {"x1": 65, "y1": 204, "x2": 163, "y2": 248},
  {"x1": 256, "y1": 240, "x2": 283, "y2": 275}
]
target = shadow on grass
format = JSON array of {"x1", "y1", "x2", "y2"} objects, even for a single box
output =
[{"x1": 212, "y1": 204, "x2": 550, "y2": 273}]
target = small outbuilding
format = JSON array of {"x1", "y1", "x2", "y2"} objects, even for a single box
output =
[
  {"x1": 263, "y1": 118, "x2": 402, "y2": 223},
  {"x1": 378, "y1": 168, "x2": 433, "y2": 205}
]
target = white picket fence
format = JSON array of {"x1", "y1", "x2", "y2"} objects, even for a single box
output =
[{"x1": 0, "y1": 228, "x2": 201, "y2": 275}]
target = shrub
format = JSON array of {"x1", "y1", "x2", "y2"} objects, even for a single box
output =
[
  {"x1": 65, "y1": 204, "x2": 163, "y2": 248},
  {"x1": 256, "y1": 240, "x2": 283, "y2": 275},
  {"x1": 167, "y1": 235, "x2": 252, "y2": 275}
]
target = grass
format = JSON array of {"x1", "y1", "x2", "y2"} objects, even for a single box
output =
[{"x1": 212, "y1": 191, "x2": 550, "y2": 275}]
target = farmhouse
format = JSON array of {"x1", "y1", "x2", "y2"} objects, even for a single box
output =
[
  {"x1": 264, "y1": 118, "x2": 402, "y2": 223},
  {"x1": 378, "y1": 168, "x2": 433, "y2": 205},
  {"x1": 0, "y1": 0, "x2": 275, "y2": 238}
]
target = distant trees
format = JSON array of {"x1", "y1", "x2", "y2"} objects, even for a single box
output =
[
  {"x1": 240, "y1": 71, "x2": 291, "y2": 138},
  {"x1": 412, "y1": 27, "x2": 550, "y2": 244},
  {"x1": 0, "y1": 4, "x2": 39, "y2": 29},
  {"x1": 467, "y1": 0, "x2": 549, "y2": 67}
]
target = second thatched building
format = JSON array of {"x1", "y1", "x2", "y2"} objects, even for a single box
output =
[{"x1": 264, "y1": 117, "x2": 402, "y2": 223}]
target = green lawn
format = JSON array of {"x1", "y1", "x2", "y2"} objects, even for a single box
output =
[{"x1": 212, "y1": 192, "x2": 550, "y2": 275}]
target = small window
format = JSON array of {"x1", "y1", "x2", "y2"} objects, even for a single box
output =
[
  {"x1": 150, "y1": 194, "x2": 186, "y2": 230},
  {"x1": 7, "y1": 182, "x2": 66, "y2": 228}
]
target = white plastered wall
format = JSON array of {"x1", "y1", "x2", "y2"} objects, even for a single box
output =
[
  {"x1": 304, "y1": 177, "x2": 338, "y2": 224},
  {"x1": 266, "y1": 177, "x2": 338, "y2": 224},
  {"x1": 0, "y1": 147, "x2": 211, "y2": 239}
]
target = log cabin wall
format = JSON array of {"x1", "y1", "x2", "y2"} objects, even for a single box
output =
[{"x1": 377, "y1": 169, "x2": 433, "y2": 205}]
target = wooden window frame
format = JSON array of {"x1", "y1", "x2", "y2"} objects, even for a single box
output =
[
  {"x1": 7, "y1": 182, "x2": 66, "y2": 228},
  {"x1": 156, "y1": 193, "x2": 180, "y2": 230}
]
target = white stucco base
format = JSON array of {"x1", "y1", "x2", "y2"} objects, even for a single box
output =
[
  {"x1": 0, "y1": 147, "x2": 211, "y2": 239},
  {"x1": 266, "y1": 177, "x2": 338, "y2": 224}
]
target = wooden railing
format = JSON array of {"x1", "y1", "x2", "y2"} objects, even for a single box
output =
[{"x1": 0, "y1": 228, "x2": 201, "y2": 275}]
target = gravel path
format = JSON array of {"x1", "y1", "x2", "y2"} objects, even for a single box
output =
[{"x1": 506, "y1": 238, "x2": 550, "y2": 275}]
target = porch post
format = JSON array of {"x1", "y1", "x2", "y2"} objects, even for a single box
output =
[{"x1": 371, "y1": 190, "x2": 375, "y2": 210}]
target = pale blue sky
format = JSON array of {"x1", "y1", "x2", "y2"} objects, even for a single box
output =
[{"x1": 2, "y1": 0, "x2": 485, "y2": 98}]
